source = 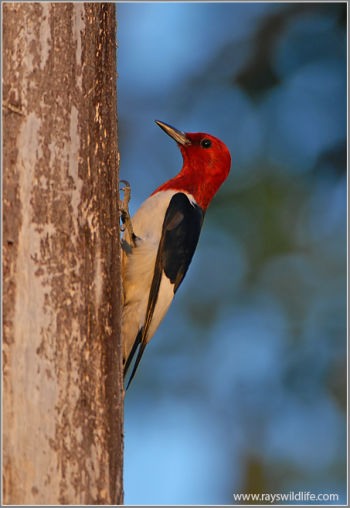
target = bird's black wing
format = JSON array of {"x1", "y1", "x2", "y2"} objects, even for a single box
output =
[
  {"x1": 161, "y1": 192, "x2": 204, "y2": 292},
  {"x1": 125, "y1": 192, "x2": 204, "y2": 388}
]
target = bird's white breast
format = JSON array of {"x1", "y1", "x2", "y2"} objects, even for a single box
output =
[{"x1": 122, "y1": 190, "x2": 189, "y2": 360}]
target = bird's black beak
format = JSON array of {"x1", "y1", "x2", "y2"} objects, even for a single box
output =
[{"x1": 155, "y1": 120, "x2": 191, "y2": 146}]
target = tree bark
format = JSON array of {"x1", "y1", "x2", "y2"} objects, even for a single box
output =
[{"x1": 3, "y1": 3, "x2": 123, "y2": 504}]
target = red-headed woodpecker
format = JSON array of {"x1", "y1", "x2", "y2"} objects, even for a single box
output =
[{"x1": 122, "y1": 120, "x2": 231, "y2": 387}]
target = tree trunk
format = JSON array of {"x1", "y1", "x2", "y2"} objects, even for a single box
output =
[{"x1": 3, "y1": 3, "x2": 123, "y2": 504}]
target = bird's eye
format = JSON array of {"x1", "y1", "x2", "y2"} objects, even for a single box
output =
[{"x1": 200, "y1": 138, "x2": 212, "y2": 149}]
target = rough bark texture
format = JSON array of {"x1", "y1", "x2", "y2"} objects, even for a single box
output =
[{"x1": 3, "y1": 3, "x2": 123, "y2": 504}]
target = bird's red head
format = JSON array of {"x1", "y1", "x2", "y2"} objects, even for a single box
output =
[{"x1": 154, "y1": 121, "x2": 231, "y2": 210}]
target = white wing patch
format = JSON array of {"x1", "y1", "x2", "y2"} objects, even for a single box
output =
[{"x1": 146, "y1": 273, "x2": 174, "y2": 341}]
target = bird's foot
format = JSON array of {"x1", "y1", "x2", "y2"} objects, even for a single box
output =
[{"x1": 120, "y1": 180, "x2": 137, "y2": 247}]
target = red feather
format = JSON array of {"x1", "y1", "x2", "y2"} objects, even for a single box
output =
[{"x1": 152, "y1": 132, "x2": 231, "y2": 210}]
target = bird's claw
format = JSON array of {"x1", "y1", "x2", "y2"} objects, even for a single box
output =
[
  {"x1": 120, "y1": 179, "x2": 131, "y2": 200},
  {"x1": 119, "y1": 180, "x2": 137, "y2": 247}
]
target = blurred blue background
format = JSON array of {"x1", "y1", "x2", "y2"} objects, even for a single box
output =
[{"x1": 116, "y1": 2, "x2": 347, "y2": 505}]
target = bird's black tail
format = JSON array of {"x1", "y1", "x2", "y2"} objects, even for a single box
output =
[{"x1": 124, "y1": 328, "x2": 142, "y2": 388}]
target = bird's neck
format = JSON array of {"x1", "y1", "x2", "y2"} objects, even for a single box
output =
[{"x1": 154, "y1": 165, "x2": 225, "y2": 210}]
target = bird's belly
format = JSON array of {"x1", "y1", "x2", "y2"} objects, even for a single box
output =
[
  {"x1": 121, "y1": 192, "x2": 173, "y2": 357},
  {"x1": 122, "y1": 189, "x2": 193, "y2": 360},
  {"x1": 122, "y1": 249, "x2": 174, "y2": 359},
  {"x1": 122, "y1": 236, "x2": 157, "y2": 357}
]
